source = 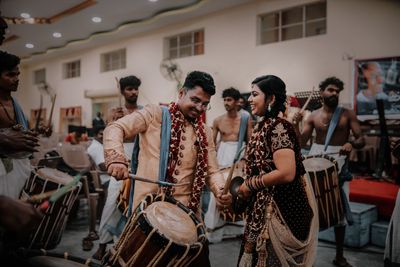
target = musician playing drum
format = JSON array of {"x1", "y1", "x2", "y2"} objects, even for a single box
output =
[
  {"x1": 0, "y1": 49, "x2": 43, "y2": 263},
  {"x1": 293, "y1": 77, "x2": 365, "y2": 267},
  {"x1": 104, "y1": 71, "x2": 232, "y2": 266}
]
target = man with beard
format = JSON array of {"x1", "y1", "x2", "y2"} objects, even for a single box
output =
[
  {"x1": 107, "y1": 75, "x2": 141, "y2": 123},
  {"x1": 204, "y1": 87, "x2": 252, "y2": 242},
  {"x1": 294, "y1": 77, "x2": 365, "y2": 267},
  {"x1": 212, "y1": 87, "x2": 252, "y2": 164},
  {"x1": 104, "y1": 71, "x2": 231, "y2": 266}
]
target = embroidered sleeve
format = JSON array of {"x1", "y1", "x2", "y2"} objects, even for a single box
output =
[
  {"x1": 104, "y1": 149, "x2": 129, "y2": 169},
  {"x1": 103, "y1": 104, "x2": 161, "y2": 168},
  {"x1": 268, "y1": 120, "x2": 295, "y2": 154}
]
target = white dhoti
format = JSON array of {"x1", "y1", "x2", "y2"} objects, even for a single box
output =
[
  {"x1": 0, "y1": 158, "x2": 31, "y2": 199},
  {"x1": 99, "y1": 177, "x2": 123, "y2": 244},
  {"x1": 205, "y1": 141, "x2": 244, "y2": 243},
  {"x1": 98, "y1": 142, "x2": 134, "y2": 244}
]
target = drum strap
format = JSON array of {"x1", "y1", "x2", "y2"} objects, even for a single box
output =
[
  {"x1": 158, "y1": 106, "x2": 172, "y2": 182},
  {"x1": 323, "y1": 106, "x2": 354, "y2": 225},
  {"x1": 234, "y1": 111, "x2": 250, "y2": 162},
  {"x1": 126, "y1": 106, "x2": 171, "y2": 217},
  {"x1": 324, "y1": 106, "x2": 343, "y2": 151}
]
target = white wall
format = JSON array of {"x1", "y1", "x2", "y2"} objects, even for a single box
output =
[{"x1": 15, "y1": 0, "x2": 400, "y2": 131}]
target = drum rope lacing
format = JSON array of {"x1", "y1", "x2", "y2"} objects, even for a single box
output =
[{"x1": 110, "y1": 194, "x2": 204, "y2": 267}]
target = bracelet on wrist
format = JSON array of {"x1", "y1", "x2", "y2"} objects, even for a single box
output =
[{"x1": 245, "y1": 174, "x2": 266, "y2": 192}]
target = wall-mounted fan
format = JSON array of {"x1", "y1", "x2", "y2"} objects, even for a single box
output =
[{"x1": 160, "y1": 59, "x2": 183, "y2": 90}]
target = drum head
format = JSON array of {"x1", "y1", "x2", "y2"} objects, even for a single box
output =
[
  {"x1": 145, "y1": 201, "x2": 197, "y2": 246},
  {"x1": 26, "y1": 256, "x2": 86, "y2": 267},
  {"x1": 303, "y1": 157, "x2": 335, "y2": 172},
  {"x1": 36, "y1": 168, "x2": 73, "y2": 185}
]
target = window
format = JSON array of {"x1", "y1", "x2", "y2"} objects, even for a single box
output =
[
  {"x1": 33, "y1": 68, "x2": 46, "y2": 84},
  {"x1": 259, "y1": 1, "x2": 326, "y2": 45},
  {"x1": 63, "y1": 60, "x2": 81, "y2": 79},
  {"x1": 100, "y1": 48, "x2": 126, "y2": 72},
  {"x1": 165, "y1": 29, "x2": 204, "y2": 59}
]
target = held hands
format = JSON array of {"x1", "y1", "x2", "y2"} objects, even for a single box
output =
[
  {"x1": 340, "y1": 142, "x2": 353, "y2": 156},
  {"x1": 107, "y1": 163, "x2": 129, "y2": 180},
  {"x1": 0, "y1": 126, "x2": 39, "y2": 154},
  {"x1": 215, "y1": 188, "x2": 232, "y2": 209}
]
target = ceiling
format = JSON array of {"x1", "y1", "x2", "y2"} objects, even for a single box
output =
[{"x1": 1, "y1": 0, "x2": 253, "y2": 65}]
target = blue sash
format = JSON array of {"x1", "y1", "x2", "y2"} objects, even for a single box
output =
[
  {"x1": 323, "y1": 106, "x2": 354, "y2": 225},
  {"x1": 324, "y1": 107, "x2": 343, "y2": 151},
  {"x1": 126, "y1": 106, "x2": 171, "y2": 217},
  {"x1": 12, "y1": 97, "x2": 28, "y2": 129}
]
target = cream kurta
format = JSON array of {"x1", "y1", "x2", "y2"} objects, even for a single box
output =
[{"x1": 103, "y1": 104, "x2": 224, "y2": 212}]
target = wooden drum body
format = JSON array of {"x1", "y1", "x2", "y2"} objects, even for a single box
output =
[
  {"x1": 107, "y1": 194, "x2": 206, "y2": 267},
  {"x1": 21, "y1": 167, "x2": 81, "y2": 249},
  {"x1": 303, "y1": 155, "x2": 343, "y2": 230}
]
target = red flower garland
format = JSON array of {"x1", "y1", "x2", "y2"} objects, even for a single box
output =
[{"x1": 167, "y1": 102, "x2": 208, "y2": 212}]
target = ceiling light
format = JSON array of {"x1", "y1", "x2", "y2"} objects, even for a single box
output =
[
  {"x1": 53, "y1": 32, "x2": 62, "y2": 38},
  {"x1": 148, "y1": 0, "x2": 159, "y2": 2},
  {"x1": 92, "y1": 17, "x2": 102, "y2": 23},
  {"x1": 20, "y1": 13, "x2": 31, "y2": 19},
  {"x1": 25, "y1": 43, "x2": 34, "y2": 49}
]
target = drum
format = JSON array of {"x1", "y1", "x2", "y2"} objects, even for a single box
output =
[
  {"x1": 218, "y1": 164, "x2": 246, "y2": 222},
  {"x1": 20, "y1": 167, "x2": 82, "y2": 249},
  {"x1": 107, "y1": 194, "x2": 207, "y2": 267},
  {"x1": 303, "y1": 155, "x2": 343, "y2": 230}
]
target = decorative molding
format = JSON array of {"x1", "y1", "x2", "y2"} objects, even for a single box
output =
[
  {"x1": 4, "y1": 0, "x2": 96, "y2": 25},
  {"x1": 22, "y1": 0, "x2": 206, "y2": 61}
]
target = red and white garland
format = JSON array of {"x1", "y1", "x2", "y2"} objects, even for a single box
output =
[{"x1": 166, "y1": 102, "x2": 208, "y2": 212}]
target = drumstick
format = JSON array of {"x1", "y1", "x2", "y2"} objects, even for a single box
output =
[
  {"x1": 34, "y1": 94, "x2": 43, "y2": 132},
  {"x1": 307, "y1": 151, "x2": 341, "y2": 157},
  {"x1": 24, "y1": 174, "x2": 81, "y2": 211},
  {"x1": 27, "y1": 189, "x2": 57, "y2": 203},
  {"x1": 129, "y1": 174, "x2": 190, "y2": 187},
  {"x1": 47, "y1": 94, "x2": 57, "y2": 129},
  {"x1": 300, "y1": 86, "x2": 315, "y2": 113},
  {"x1": 223, "y1": 162, "x2": 237, "y2": 195},
  {"x1": 49, "y1": 174, "x2": 81, "y2": 202},
  {"x1": 97, "y1": 171, "x2": 189, "y2": 187},
  {"x1": 223, "y1": 146, "x2": 245, "y2": 194}
]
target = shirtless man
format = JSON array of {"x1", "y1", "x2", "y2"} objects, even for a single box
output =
[
  {"x1": 205, "y1": 87, "x2": 252, "y2": 243},
  {"x1": 212, "y1": 87, "x2": 252, "y2": 167},
  {"x1": 294, "y1": 77, "x2": 365, "y2": 267},
  {"x1": 0, "y1": 49, "x2": 43, "y2": 263}
]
